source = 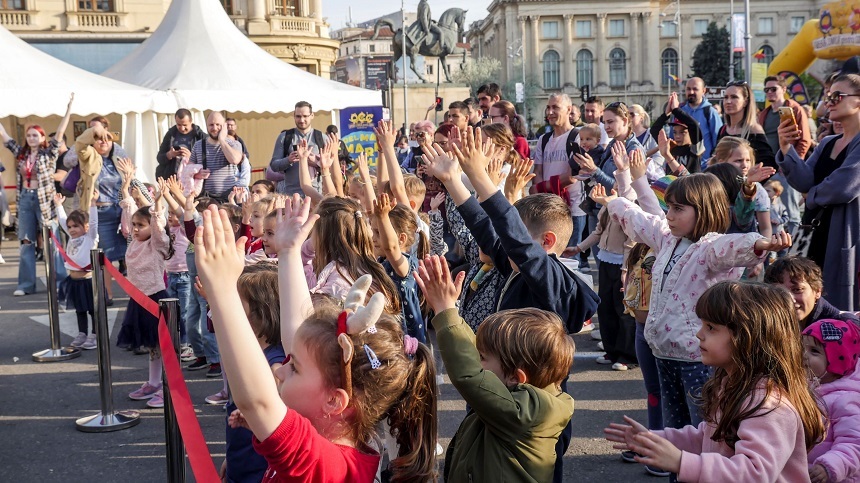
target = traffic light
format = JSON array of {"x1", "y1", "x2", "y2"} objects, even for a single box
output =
[
  {"x1": 435, "y1": 96, "x2": 444, "y2": 111},
  {"x1": 580, "y1": 85, "x2": 591, "y2": 103}
]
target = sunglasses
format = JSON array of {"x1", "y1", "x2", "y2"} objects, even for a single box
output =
[
  {"x1": 607, "y1": 101, "x2": 628, "y2": 109},
  {"x1": 824, "y1": 91, "x2": 860, "y2": 105},
  {"x1": 763, "y1": 86, "x2": 779, "y2": 93},
  {"x1": 726, "y1": 80, "x2": 748, "y2": 87}
]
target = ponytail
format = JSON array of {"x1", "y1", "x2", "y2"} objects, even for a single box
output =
[{"x1": 387, "y1": 343, "x2": 438, "y2": 482}]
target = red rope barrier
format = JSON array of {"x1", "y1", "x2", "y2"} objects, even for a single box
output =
[
  {"x1": 102, "y1": 260, "x2": 220, "y2": 483},
  {"x1": 50, "y1": 232, "x2": 91, "y2": 271}
]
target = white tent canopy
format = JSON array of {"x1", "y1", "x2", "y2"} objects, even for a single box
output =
[
  {"x1": 0, "y1": 25, "x2": 175, "y2": 118},
  {"x1": 103, "y1": 0, "x2": 381, "y2": 114}
]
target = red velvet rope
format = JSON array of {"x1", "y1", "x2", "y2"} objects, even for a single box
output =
[{"x1": 50, "y1": 232, "x2": 91, "y2": 271}]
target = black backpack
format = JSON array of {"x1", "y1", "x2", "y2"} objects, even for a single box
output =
[
  {"x1": 539, "y1": 127, "x2": 582, "y2": 159},
  {"x1": 279, "y1": 128, "x2": 326, "y2": 160}
]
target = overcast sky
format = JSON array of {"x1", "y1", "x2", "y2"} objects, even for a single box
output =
[{"x1": 323, "y1": 0, "x2": 491, "y2": 30}]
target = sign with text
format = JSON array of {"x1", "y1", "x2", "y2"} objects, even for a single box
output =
[
  {"x1": 340, "y1": 106, "x2": 384, "y2": 168},
  {"x1": 365, "y1": 57, "x2": 392, "y2": 90}
]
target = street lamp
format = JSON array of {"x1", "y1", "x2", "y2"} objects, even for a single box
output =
[
  {"x1": 659, "y1": 1, "x2": 682, "y2": 89},
  {"x1": 508, "y1": 39, "x2": 526, "y2": 118}
]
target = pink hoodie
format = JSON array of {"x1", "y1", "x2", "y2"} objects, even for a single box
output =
[
  {"x1": 655, "y1": 383, "x2": 811, "y2": 483},
  {"x1": 808, "y1": 358, "x2": 860, "y2": 482}
]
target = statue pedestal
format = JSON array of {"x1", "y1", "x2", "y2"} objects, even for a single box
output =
[{"x1": 388, "y1": 83, "x2": 471, "y2": 128}]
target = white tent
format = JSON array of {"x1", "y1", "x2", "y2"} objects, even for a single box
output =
[
  {"x1": 103, "y1": 0, "x2": 381, "y2": 114},
  {"x1": 0, "y1": 25, "x2": 176, "y2": 181}
]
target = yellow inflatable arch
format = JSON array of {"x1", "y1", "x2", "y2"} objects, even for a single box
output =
[{"x1": 769, "y1": 1, "x2": 860, "y2": 76}]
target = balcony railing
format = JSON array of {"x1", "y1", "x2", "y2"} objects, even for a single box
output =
[
  {"x1": 0, "y1": 10, "x2": 32, "y2": 27},
  {"x1": 269, "y1": 15, "x2": 316, "y2": 35},
  {"x1": 66, "y1": 11, "x2": 127, "y2": 31}
]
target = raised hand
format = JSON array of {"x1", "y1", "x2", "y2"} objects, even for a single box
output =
[
  {"x1": 666, "y1": 91, "x2": 680, "y2": 114},
  {"x1": 194, "y1": 206, "x2": 247, "y2": 295},
  {"x1": 452, "y1": 127, "x2": 491, "y2": 177},
  {"x1": 754, "y1": 231, "x2": 792, "y2": 253},
  {"x1": 429, "y1": 192, "x2": 446, "y2": 212},
  {"x1": 420, "y1": 141, "x2": 461, "y2": 184},
  {"x1": 414, "y1": 254, "x2": 466, "y2": 315},
  {"x1": 374, "y1": 119, "x2": 396, "y2": 147},
  {"x1": 296, "y1": 139, "x2": 310, "y2": 161},
  {"x1": 319, "y1": 141, "x2": 335, "y2": 171},
  {"x1": 504, "y1": 157, "x2": 535, "y2": 203},
  {"x1": 356, "y1": 152, "x2": 370, "y2": 178},
  {"x1": 184, "y1": 192, "x2": 198, "y2": 213},
  {"x1": 115, "y1": 157, "x2": 135, "y2": 179},
  {"x1": 266, "y1": 194, "x2": 319, "y2": 255},
  {"x1": 165, "y1": 175, "x2": 184, "y2": 196},
  {"x1": 745, "y1": 162, "x2": 776, "y2": 184},
  {"x1": 590, "y1": 183, "x2": 618, "y2": 206},
  {"x1": 53, "y1": 193, "x2": 66, "y2": 206},
  {"x1": 657, "y1": 129, "x2": 672, "y2": 159},
  {"x1": 612, "y1": 141, "x2": 629, "y2": 171},
  {"x1": 372, "y1": 192, "x2": 395, "y2": 218},
  {"x1": 630, "y1": 149, "x2": 647, "y2": 181},
  {"x1": 487, "y1": 152, "x2": 507, "y2": 187},
  {"x1": 777, "y1": 118, "x2": 802, "y2": 155}
]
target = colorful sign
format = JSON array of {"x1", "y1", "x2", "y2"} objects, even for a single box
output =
[{"x1": 339, "y1": 106, "x2": 384, "y2": 167}]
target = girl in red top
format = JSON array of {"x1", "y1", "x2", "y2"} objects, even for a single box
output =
[{"x1": 195, "y1": 196, "x2": 437, "y2": 482}]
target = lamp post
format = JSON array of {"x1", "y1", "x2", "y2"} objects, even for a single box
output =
[
  {"x1": 401, "y1": 0, "x2": 408, "y2": 130},
  {"x1": 660, "y1": 1, "x2": 682, "y2": 88},
  {"x1": 508, "y1": 39, "x2": 526, "y2": 108}
]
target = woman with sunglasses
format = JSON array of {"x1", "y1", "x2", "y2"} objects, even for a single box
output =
[
  {"x1": 718, "y1": 81, "x2": 776, "y2": 172},
  {"x1": 399, "y1": 120, "x2": 435, "y2": 173},
  {"x1": 0, "y1": 94, "x2": 74, "y2": 296},
  {"x1": 776, "y1": 72, "x2": 860, "y2": 312}
]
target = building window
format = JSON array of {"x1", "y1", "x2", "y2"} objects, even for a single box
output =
[
  {"x1": 758, "y1": 17, "x2": 774, "y2": 34},
  {"x1": 542, "y1": 21, "x2": 559, "y2": 39},
  {"x1": 756, "y1": 44, "x2": 775, "y2": 65},
  {"x1": 609, "y1": 48, "x2": 626, "y2": 88},
  {"x1": 576, "y1": 49, "x2": 593, "y2": 87},
  {"x1": 608, "y1": 19, "x2": 625, "y2": 37},
  {"x1": 693, "y1": 19, "x2": 709, "y2": 36},
  {"x1": 542, "y1": 50, "x2": 561, "y2": 89},
  {"x1": 660, "y1": 21, "x2": 677, "y2": 38},
  {"x1": 369, "y1": 44, "x2": 376, "y2": 53},
  {"x1": 790, "y1": 16, "x2": 805, "y2": 33},
  {"x1": 1, "y1": 0, "x2": 25, "y2": 8},
  {"x1": 220, "y1": 0, "x2": 233, "y2": 15},
  {"x1": 427, "y1": 64, "x2": 434, "y2": 75},
  {"x1": 77, "y1": 0, "x2": 113, "y2": 10},
  {"x1": 274, "y1": 0, "x2": 299, "y2": 16},
  {"x1": 661, "y1": 48, "x2": 678, "y2": 87},
  {"x1": 575, "y1": 20, "x2": 592, "y2": 38}
]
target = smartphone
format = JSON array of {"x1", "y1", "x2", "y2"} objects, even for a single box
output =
[
  {"x1": 173, "y1": 144, "x2": 183, "y2": 150},
  {"x1": 778, "y1": 106, "x2": 797, "y2": 127}
]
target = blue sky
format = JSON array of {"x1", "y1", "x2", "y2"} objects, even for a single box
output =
[{"x1": 323, "y1": 0, "x2": 491, "y2": 30}]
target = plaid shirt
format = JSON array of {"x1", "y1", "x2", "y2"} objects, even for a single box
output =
[{"x1": 4, "y1": 138, "x2": 59, "y2": 223}]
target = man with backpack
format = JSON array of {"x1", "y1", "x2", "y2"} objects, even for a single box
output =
[
  {"x1": 680, "y1": 77, "x2": 723, "y2": 162},
  {"x1": 268, "y1": 101, "x2": 328, "y2": 195},
  {"x1": 155, "y1": 108, "x2": 207, "y2": 180}
]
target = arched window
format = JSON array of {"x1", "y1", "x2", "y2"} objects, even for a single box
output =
[
  {"x1": 609, "y1": 48, "x2": 626, "y2": 88},
  {"x1": 542, "y1": 50, "x2": 561, "y2": 89},
  {"x1": 756, "y1": 44, "x2": 775, "y2": 66},
  {"x1": 661, "y1": 48, "x2": 678, "y2": 87},
  {"x1": 576, "y1": 49, "x2": 593, "y2": 88}
]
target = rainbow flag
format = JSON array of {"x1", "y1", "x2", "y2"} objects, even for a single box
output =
[{"x1": 668, "y1": 73, "x2": 680, "y2": 84}]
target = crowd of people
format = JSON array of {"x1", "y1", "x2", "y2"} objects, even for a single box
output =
[{"x1": 2, "y1": 70, "x2": 860, "y2": 482}]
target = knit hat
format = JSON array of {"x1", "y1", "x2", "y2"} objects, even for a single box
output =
[
  {"x1": 650, "y1": 175, "x2": 677, "y2": 213},
  {"x1": 802, "y1": 319, "x2": 860, "y2": 377}
]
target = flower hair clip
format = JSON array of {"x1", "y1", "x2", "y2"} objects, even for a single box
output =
[{"x1": 336, "y1": 274, "x2": 385, "y2": 398}]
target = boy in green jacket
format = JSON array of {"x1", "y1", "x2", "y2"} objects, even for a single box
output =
[{"x1": 415, "y1": 255, "x2": 575, "y2": 482}]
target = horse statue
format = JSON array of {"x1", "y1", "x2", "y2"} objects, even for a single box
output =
[{"x1": 372, "y1": 7, "x2": 467, "y2": 83}]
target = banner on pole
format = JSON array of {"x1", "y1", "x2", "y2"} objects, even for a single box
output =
[
  {"x1": 340, "y1": 106, "x2": 384, "y2": 168},
  {"x1": 732, "y1": 14, "x2": 746, "y2": 52}
]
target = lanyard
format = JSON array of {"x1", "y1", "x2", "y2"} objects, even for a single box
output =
[{"x1": 23, "y1": 152, "x2": 37, "y2": 181}]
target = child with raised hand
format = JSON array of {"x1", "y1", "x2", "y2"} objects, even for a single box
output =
[
  {"x1": 195, "y1": 198, "x2": 437, "y2": 482},
  {"x1": 350, "y1": 152, "x2": 377, "y2": 213},
  {"x1": 55, "y1": 192, "x2": 99, "y2": 350},
  {"x1": 372, "y1": 192, "x2": 429, "y2": 343},
  {"x1": 415, "y1": 254, "x2": 575, "y2": 482},
  {"x1": 156, "y1": 178, "x2": 193, "y2": 360},
  {"x1": 591, "y1": 175, "x2": 792, "y2": 438},
  {"x1": 802, "y1": 319, "x2": 860, "y2": 483},
  {"x1": 116, "y1": 177, "x2": 174, "y2": 409},
  {"x1": 605, "y1": 281, "x2": 825, "y2": 482}
]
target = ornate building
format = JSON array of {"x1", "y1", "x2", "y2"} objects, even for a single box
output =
[
  {"x1": 467, "y1": 0, "x2": 821, "y2": 114},
  {"x1": 0, "y1": 0, "x2": 338, "y2": 76}
]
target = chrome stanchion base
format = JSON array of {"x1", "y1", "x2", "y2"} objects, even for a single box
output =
[
  {"x1": 32, "y1": 346, "x2": 82, "y2": 362},
  {"x1": 75, "y1": 410, "x2": 141, "y2": 433}
]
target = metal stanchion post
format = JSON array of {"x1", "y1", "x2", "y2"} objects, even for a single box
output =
[
  {"x1": 159, "y1": 298, "x2": 186, "y2": 482},
  {"x1": 76, "y1": 249, "x2": 141, "y2": 432},
  {"x1": 33, "y1": 224, "x2": 81, "y2": 362}
]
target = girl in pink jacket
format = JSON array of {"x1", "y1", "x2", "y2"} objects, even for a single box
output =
[
  {"x1": 803, "y1": 319, "x2": 860, "y2": 483},
  {"x1": 606, "y1": 281, "x2": 826, "y2": 482}
]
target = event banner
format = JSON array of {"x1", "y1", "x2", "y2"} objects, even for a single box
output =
[
  {"x1": 340, "y1": 106, "x2": 384, "y2": 167},
  {"x1": 365, "y1": 56, "x2": 392, "y2": 90}
]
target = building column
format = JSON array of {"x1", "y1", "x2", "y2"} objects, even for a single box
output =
[
  {"x1": 643, "y1": 11, "x2": 659, "y2": 88},
  {"x1": 595, "y1": 13, "x2": 607, "y2": 88},
  {"x1": 516, "y1": 16, "x2": 526, "y2": 85},
  {"x1": 564, "y1": 14, "x2": 574, "y2": 87},
  {"x1": 530, "y1": 15, "x2": 540, "y2": 84},
  {"x1": 247, "y1": 0, "x2": 268, "y2": 35},
  {"x1": 629, "y1": 13, "x2": 640, "y2": 86}
]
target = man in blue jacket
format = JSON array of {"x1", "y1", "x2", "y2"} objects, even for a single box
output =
[{"x1": 680, "y1": 77, "x2": 723, "y2": 163}]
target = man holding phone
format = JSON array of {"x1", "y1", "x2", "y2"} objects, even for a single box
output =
[
  {"x1": 758, "y1": 75, "x2": 811, "y2": 235},
  {"x1": 268, "y1": 100, "x2": 328, "y2": 195},
  {"x1": 155, "y1": 108, "x2": 207, "y2": 180}
]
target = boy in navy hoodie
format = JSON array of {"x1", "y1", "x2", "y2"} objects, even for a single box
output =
[{"x1": 421, "y1": 127, "x2": 599, "y2": 481}]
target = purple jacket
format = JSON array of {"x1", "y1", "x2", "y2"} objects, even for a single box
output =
[{"x1": 808, "y1": 358, "x2": 860, "y2": 482}]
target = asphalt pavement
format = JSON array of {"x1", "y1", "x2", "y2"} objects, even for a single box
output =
[{"x1": 0, "y1": 242, "x2": 658, "y2": 482}]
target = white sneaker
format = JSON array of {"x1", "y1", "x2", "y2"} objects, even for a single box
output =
[
  {"x1": 70, "y1": 332, "x2": 87, "y2": 348},
  {"x1": 435, "y1": 443, "x2": 444, "y2": 456},
  {"x1": 591, "y1": 329, "x2": 602, "y2": 341},
  {"x1": 596, "y1": 341, "x2": 604, "y2": 351},
  {"x1": 595, "y1": 355, "x2": 613, "y2": 365},
  {"x1": 0, "y1": 254, "x2": 6, "y2": 264},
  {"x1": 612, "y1": 362, "x2": 630, "y2": 371},
  {"x1": 81, "y1": 334, "x2": 97, "y2": 350},
  {"x1": 13, "y1": 289, "x2": 25, "y2": 296},
  {"x1": 577, "y1": 321, "x2": 594, "y2": 334}
]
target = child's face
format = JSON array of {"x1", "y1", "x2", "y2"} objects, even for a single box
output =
[
  {"x1": 131, "y1": 215, "x2": 152, "y2": 242},
  {"x1": 776, "y1": 273, "x2": 822, "y2": 321},
  {"x1": 167, "y1": 212, "x2": 180, "y2": 227},
  {"x1": 672, "y1": 126, "x2": 691, "y2": 145},
  {"x1": 665, "y1": 202, "x2": 697, "y2": 239},
  {"x1": 579, "y1": 134, "x2": 598, "y2": 152},
  {"x1": 802, "y1": 336, "x2": 838, "y2": 384},
  {"x1": 479, "y1": 351, "x2": 518, "y2": 386},
  {"x1": 348, "y1": 180, "x2": 364, "y2": 200},
  {"x1": 764, "y1": 185, "x2": 777, "y2": 201},
  {"x1": 261, "y1": 218, "x2": 278, "y2": 256},
  {"x1": 370, "y1": 218, "x2": 383, "y2": 258},
  {"x1": 726, "y1": 147, "x2": 752, "y2": 176},
  {"x1": 251, "y1": 184, "x2": 270, "y2": 197},
  {"x1": 250, "y1": 209, "x2": 266, "y2": 237},
  {"x1": 66, "y1": 220, "x2": 87, "y2": 239},
  {"x1": 695, "y1": 320, "x2": 734, "y2": 370},
  {"x1": 273, "y1": 336, "x2": 334, "y2": 422}
]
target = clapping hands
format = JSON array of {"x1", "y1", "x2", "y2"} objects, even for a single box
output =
[{"x1": 590, "y1": 184, "x2": 618, "y2": 206}]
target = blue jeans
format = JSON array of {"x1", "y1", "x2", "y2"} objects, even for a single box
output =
[
  {"x1": 185, "y1": 252, "x2": 220, "y2": 363},
  {"x1": 636, "y1": 323, "x2": 662, "y2": 430},
  {"x1": 16, "y1": 190, "x2": 67, "y2": 293},
  {"x1": 568, "y1": 215, "x2": 587, "y2": 266},
  {"x1": 96, "y1": 203, "x2": 127, "y2": 262},
  {"x1": 655, "y1": 358, "x2": 710, "y2": 430},
  {"x1": 166, "y1": 271, "x2": 191, "y2": 343}
]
